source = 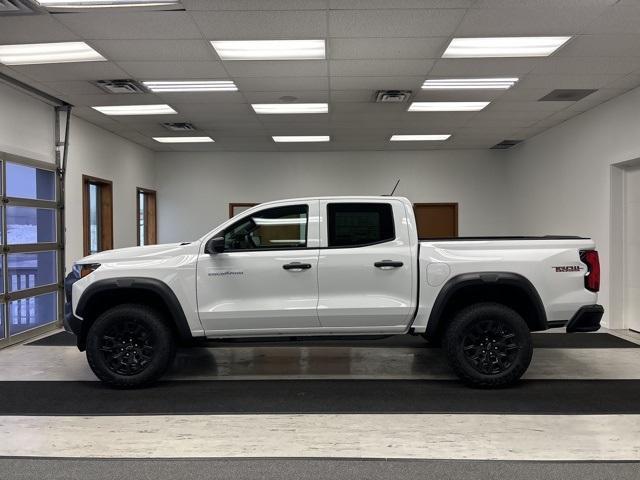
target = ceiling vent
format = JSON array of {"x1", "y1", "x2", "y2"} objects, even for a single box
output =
[
  {"x1": 161, "y1": 122, "x2": 196, "y2": 132},
  {"x1": 374, "y1": 90, "x2": 412, "y2": 103},
  {"x1": 0, "y1": 0, "x2": 41, "y2": 15},
  {"x1": 94, "y1": 79, "x2": 148, "y2": 94},
  {"x1": 538, "y1": 89, "x2": 597, "y2": 102},
  {"x1": 491, "y1": 139, "x2": 523, "y2": 150}
]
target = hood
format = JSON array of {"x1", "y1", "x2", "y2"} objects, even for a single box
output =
[{"x1": 76, "y1": 242, "x2": 193, "y2": 264}]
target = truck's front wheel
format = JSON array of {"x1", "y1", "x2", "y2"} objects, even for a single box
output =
[
  {"x1": 443, "y1": 302, "x2": 533, "y2": 388},
  {"x1": 86, "y1": 304, "x2": 176, "y2": 388}
]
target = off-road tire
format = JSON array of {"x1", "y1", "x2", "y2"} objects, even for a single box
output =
[
  {"x1": 86, "y1": 303, "x2": 176, "y2": 388},
  {"x1": 443, "y1": 302, "x2": 533, "y2": 388}
]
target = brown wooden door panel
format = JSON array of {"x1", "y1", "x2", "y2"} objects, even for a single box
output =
[{"x1": 414, "y1": 203, "x2": 458, "y2": 239}]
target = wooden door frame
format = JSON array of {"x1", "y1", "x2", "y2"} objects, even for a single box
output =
[
  {"x1": 413, "y1": 202, "x2": 459, "y2": 237},
  {"x1": 137, "y1": 187, "x2": 157, "y2": 246},
  {"x1": 82, "y1": 175, "x2": 113, "y2": 256},
  {"x1": 229, "y1": 202, "x2": 259, "y2": 218}
]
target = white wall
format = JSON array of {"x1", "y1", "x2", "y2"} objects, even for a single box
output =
[
  {"x1": 154, "y1": 150, "x2": 510, "y2": 243},
  {"x1": 64, "y1": 116, "x2": 156, "y2": 269},
  {"x1": 0, "y1": 82, "x2": 54, "y2": 163},
  {"x1": 506, "y1": 85, "x2": 640, "y2": 327}
]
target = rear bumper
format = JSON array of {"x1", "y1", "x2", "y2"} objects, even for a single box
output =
[{"x1": 566, "y1": 304, "x2": 604, "y2": 333}]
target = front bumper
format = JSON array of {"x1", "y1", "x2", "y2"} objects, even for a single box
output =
[
  {"x1": 566, "y1": 304, "x2": 604, "y2": 333},
  {"x1": 63, "y1": 270, "x2": 82, "y2": 336}
]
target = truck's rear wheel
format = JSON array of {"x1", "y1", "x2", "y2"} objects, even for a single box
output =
[
  {"x1": 443, "y1": 302, "x2": 532, "y2": 388},
  {"x1": 86, "y1": 304, "x2": 175, "y2": 388}
]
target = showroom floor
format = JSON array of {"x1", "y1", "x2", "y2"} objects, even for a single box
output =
[{"x1": 0, "y1": 328, "x2": 639, "y2": 478}]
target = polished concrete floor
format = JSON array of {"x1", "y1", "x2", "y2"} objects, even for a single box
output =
[{"x1": 0, "y1": 328, "x2": 639, "y2": 477}]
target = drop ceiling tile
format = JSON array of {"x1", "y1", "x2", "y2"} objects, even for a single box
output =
[
  {"x1": 116, "y1": 61, "x2": 229, "y2": 79},
  {"x1": 64, "y1": 93, "x2": 162, "y2": 107},
  {"x1": 235, "y1": 76, "x2": 329, "y2": 91},
  {"x1": 331, "y1": 102, "x2": 408, "y2": 113},
  {"x1": 473, "y1": 0, "x2": 619, "y2": 8},
  {"x1": 565, "y1": 88, "x2": 627, "y2": 112},
  {"x1": 193, "y1": 11, "x2": 327, "y2": 39},
  {"x1": 183, "y1": 0, "x2": 327, "y2": 9},
  {"x1": 41, "y1": 81, "x2": 104, "y2": 95},
  {"x1": 224, "y1": 61, "x2": 328, "y2": 78},
  {"x1": 329, "y1": 59, "x2": 434, "y2": 77},
  {"x1": 328, "y1": 37, "x2": 448, "y2": 60},
  {"x1": 330, "y1": 90, "x2": 375, "y2": 102},
  {"x1": 497, "y1": 87, "x2": 566, "y2": 101},
  {"x1": 328, "y1": 9, "x2": 466, "y2": 37},
  {"x1": 413, "y1": 89, "x2": 504, "y2": 102},
  {"x1": 516, "y1": 73, "x2": 623, "y2": 89},
  {"x1": 154, "y1": 92, "x2": 247, "y2": 104},
  {"x1": 555, "y1": 34, "x2": 640, "y2": 57},
  {"x1": 329, "y1": 0, "x2": 474, "y2": 8},
  {"x1": 89, "y1": 40, "x2": 215, "y2": 62},
  {"x1": 54, "y1": 12, "x2": 202, "y2": 40},
  {"x1": 455, "y1": 6, "x2": 608, "y2": 36},
  {"x1": 603, "y1": 73, "x2": 640, "y2": 90},
  {"x1": 485, "y1": 100, "x2": 573, "y2": 112},
  {"x1": 0, "y1": 16, "x2": 79, "y2": 43},
  {"x1": 9, "y1": 62, "x2": 128, "y2": 82},
  {"x1": 430, "y1": 58, "x2": 539, "y2": 77},
  {"x1": 584, "y1": 6, "x2": 640, "y2": 34},
  {"x1": 530, "y1": 56, "x2": 640, "y2": 76},
  {"x1": 330, "y1": 75, "x2": 424, "y2": 90},
  {"x1": 243, "y1": 91, "x2": 329, "y2": 103}
]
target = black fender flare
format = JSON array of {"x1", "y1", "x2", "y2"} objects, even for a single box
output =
[
  {"x1": 76, "y1": 277, "x2": 193, "y2": 345},
  {"x1": 425, "y1": 272, "x2": 548, "y2": 338}
]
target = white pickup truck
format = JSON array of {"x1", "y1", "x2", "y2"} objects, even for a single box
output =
[{"x1": 64, "y1": 196, "x2": 603, "y2": 388}]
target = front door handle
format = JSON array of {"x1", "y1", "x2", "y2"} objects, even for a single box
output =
[
  {"x1": 283, "y1": 262, "x2": 312, "y2": 271},
  {"x1": 374, "y1": 260, "x2": 404, "y2": 269}
]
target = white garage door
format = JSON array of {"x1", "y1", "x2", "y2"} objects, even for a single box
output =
[{"x1": 624, "y1": 165, "x2": 640, "y2": 332}]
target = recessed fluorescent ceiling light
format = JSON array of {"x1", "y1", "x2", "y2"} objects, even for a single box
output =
[
  {"x1": 443, "y1": 37, "x2": 571, "y2": 58},
  {"x1": 408, "y1": 102, "x2": 489, "y2": 112},
  {"x1": 0, "y1": 42, "x2": 105, "y2": 65},
  {"x1": 273, "y1": 136, "x2": 330, "y2": 142},
  {"x1": 92, "y1": 104, "x2": 177, "y2": 115},
  {"x1": 422, "y1": 78, "x2": 518, "y2": 90},
  {"x1": 390, "y1": 134, "x2": 451, "y2": 141},
  {"x1": 153, "y1": 137, "x2": 214, "y2": 143},
  {"x1": 143, "y1": 80, "x2": 238, "y2": 92},
  {"x1": 211, "y1": 40, "x2": 325, "y2": 60},
  {"x1": 252, "y1": 103, "x2": 328, "y2": 114},
  {"x1": 35, "y1": 0, "x2": 179, "y2": 8}
]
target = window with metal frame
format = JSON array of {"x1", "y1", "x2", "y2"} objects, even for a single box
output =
[{"x1": 1, "y1": 154, "x2": 61, "y2": 346}]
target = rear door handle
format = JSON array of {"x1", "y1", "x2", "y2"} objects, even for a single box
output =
[
  {"x1": 375, "y1": 260, "x2": 404, "y2": 269},
  {"x1": 283, "y1": 262, "x2": 312, "y2": 271}
]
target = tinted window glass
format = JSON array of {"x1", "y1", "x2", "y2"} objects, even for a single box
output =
[
  {"x1": 328, "y1": 203, "x2": 395, "y2": 247},
  {"x1": 6, "y1": 162, "x2": 55, "y2": 201},
  {"x1": 223, "y1": 205, "x2": 308, "y2": 251}
]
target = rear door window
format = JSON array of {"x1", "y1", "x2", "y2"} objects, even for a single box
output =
[{"x1": 327, "y1": 203, "x2": 395, "y2": 247}]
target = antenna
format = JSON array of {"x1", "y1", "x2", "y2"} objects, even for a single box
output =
[{"x1": 389, "y1": 179, "x2": 400, "y2": 196}]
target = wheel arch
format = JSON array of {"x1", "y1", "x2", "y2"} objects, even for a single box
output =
[
  {"x1": 425, "y1": 272, "x2": 547, "y2": 341},
  {"x1": 75, "y1": 277, "x2": 193, "y2": 351}
]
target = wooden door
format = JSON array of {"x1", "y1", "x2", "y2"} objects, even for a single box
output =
[{"x1": 413, "y1": 203, "x2": 458, "y2": 239}]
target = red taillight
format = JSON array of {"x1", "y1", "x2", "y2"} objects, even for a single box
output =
[{"x1": 580, "y1": 250, "x2": 600, "y2": 292}]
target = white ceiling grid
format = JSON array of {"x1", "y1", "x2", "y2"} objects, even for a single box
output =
[{"x1": 0, "y1": 0, "x2": 638, "y2": 151}]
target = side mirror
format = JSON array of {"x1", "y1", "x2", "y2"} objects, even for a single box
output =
[{"x1": 205, "y1": 236, "x2": 225, "y2": 254}]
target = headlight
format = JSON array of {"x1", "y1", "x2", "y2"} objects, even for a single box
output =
[{"x1": 73, "y1": 263, "x2": 101, "y2": 278}]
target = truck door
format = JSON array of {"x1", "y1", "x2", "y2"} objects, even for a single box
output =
[
  {"x1": 317, "y1": 200, "x2": 415, "y2": 331},
  {"x1": 197, "y1": 201, "x2": 321, "y2": 335}
]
